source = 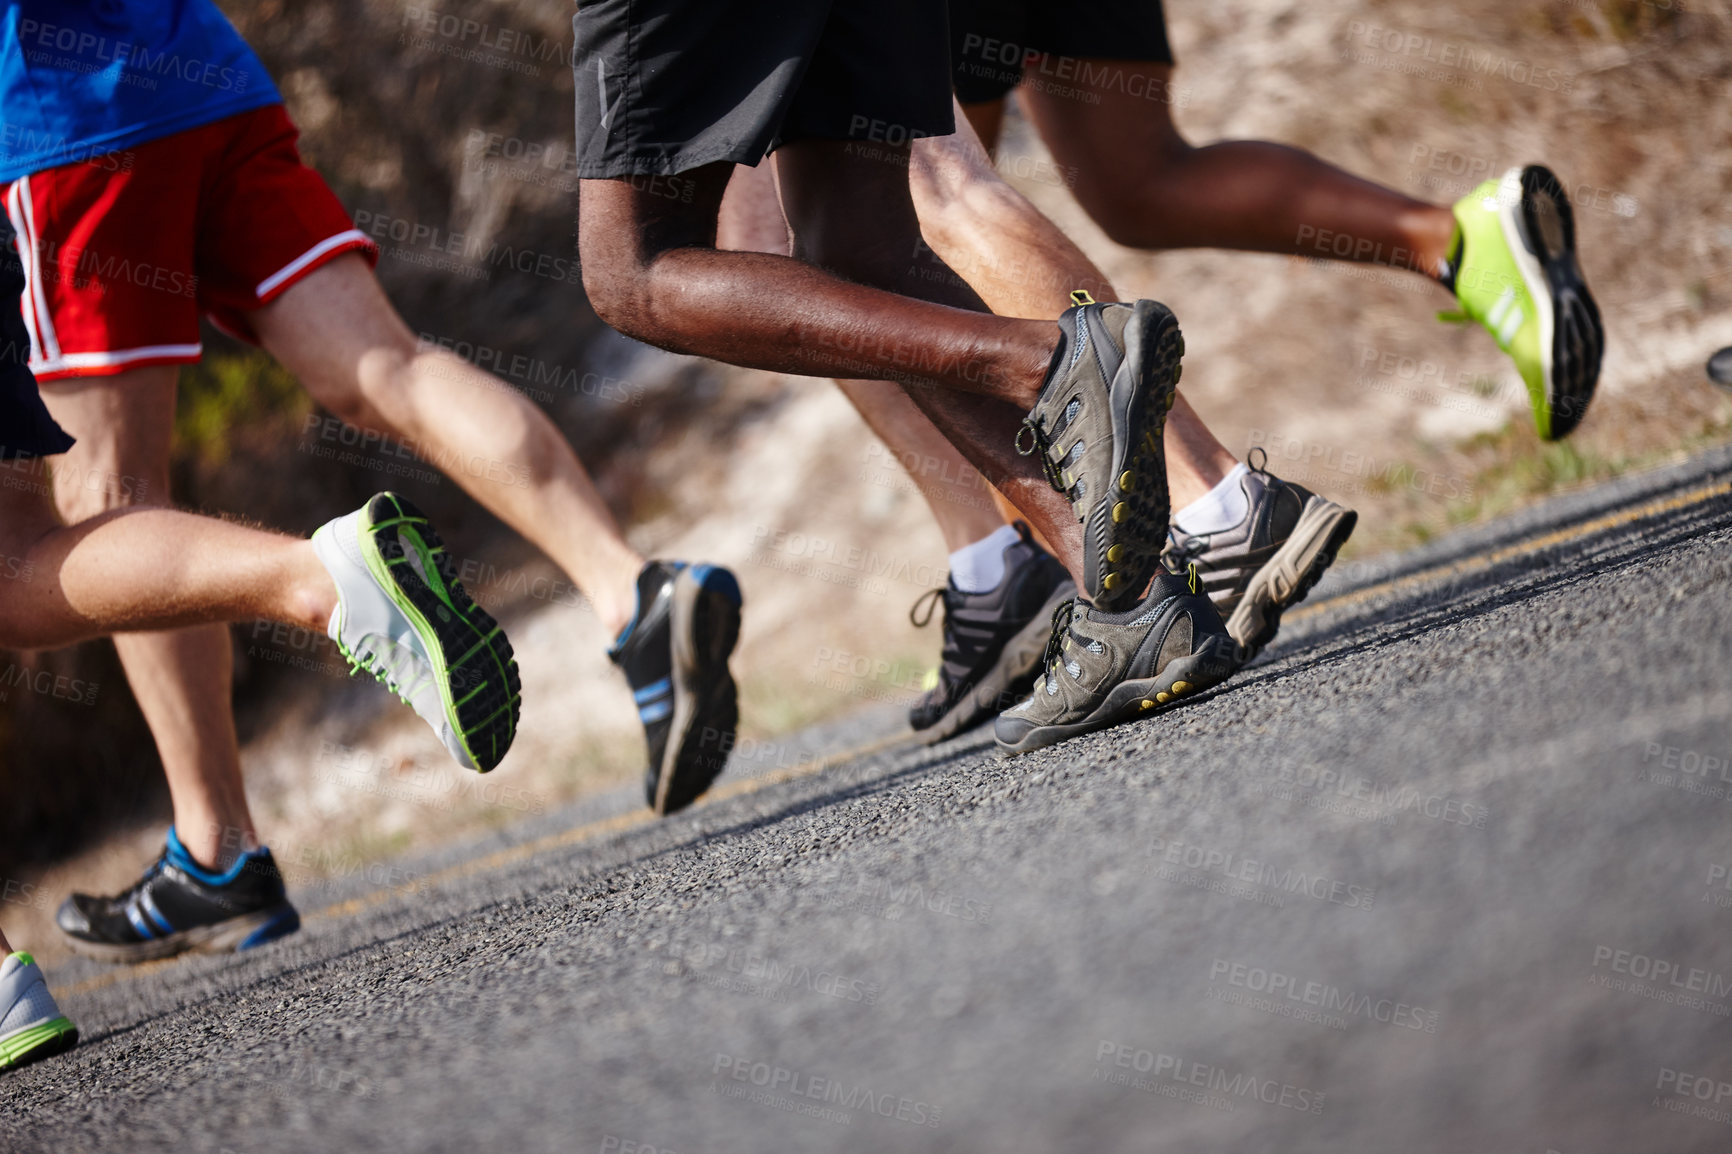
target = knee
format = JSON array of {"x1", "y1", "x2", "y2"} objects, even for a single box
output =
[
  {"x1": 1076, "y1": 138, "x2": 1195, "y2": 249},
  {"x1": 909, "y1": 136, "x2": 974, "y2": 219},
  {"x1": 351, "y1": 344, "x2": 414, "y2": 402},
  {"x1": 312, "y1": 345, "x2": 412, "y2": 431},
  {"x1": 312, "y1": 380, "x2": 378, "y2": 431},
  {"x1": 580, "y1": 240, "x2": 732, "y2": 354},
  {"x1": 577, "y1": 214, "x2": 667, "y2": 344},
  {"x1": 930, "y1": 169, "x2": 1030, "y2": 252},
  {"x1": 580, "y1": 253, "x2": 651, "y2": 341}
]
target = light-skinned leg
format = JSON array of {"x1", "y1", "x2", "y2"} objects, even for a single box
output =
[
  {"x1": 40, "y1": 368, "x2": 259, "y2": 870},
  {"x1": 715, "y1": 161, "x2": 1009, "y2": 551},
  {"x1": 42, "y1": 252, "x2": 658, "y2": 866},
  {"x1": 910, "y1": 105, "x2": 1240, "y2": 512},
  {"x1": 0, "y1": 468, "x2": 336, "y2": 1030},
  {"x1": 251, "y1": 254, "x2": 647, "y2": 637},
  {"x1": 580, "y1": 158, "x2": 1088, "y2": 584},
  {"x1": 0, "y1": 478, "x2": 334, "y2": 652}
]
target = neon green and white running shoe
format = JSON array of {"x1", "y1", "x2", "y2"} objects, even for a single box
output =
[
  {"x1": 313, "y1": 493, "x2": 521, "y2": 772},
  {"x1": 1442, "y1": 165, "x2": 1604, "y2": 441},
  {"x1": 0, "y1": 952, "x2": 77, "y2": 1073}
]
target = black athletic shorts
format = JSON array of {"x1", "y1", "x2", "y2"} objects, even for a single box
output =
[
  {"x1": 572, "y1": 0, "x2": 956, "y2": 177},
  {"x1": 1, "y1": 224, "x2": 74, "y2": 461},
  {"x1": 949, "y1": 0, "x2": 1174, "y2": 105}
]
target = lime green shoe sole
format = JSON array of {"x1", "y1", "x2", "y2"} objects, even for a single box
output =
[
  {"x1": 0, "y1": 1016, "x2": 78, "y2": 1071},
  {"x1": 358, "y1": 493, "x2": 522, "y2": 772},
  {"x1": 1449, "y1": 165, "x2": 1604, "y2": 440}
]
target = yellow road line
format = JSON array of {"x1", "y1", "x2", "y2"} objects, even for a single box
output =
[
  {"x1": 1287, "y1": 475, "x2": 1732, "y2": 626},
  {"x1": 54, "y1": 729, "x2": 914, "y2": 1001}
]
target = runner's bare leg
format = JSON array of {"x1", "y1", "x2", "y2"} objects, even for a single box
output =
[
  {"x1": 0, "y1": 481, "x2": 333, "y2": 651},
  {"x1": 251, "y1": 255, "x2": 647, "y2": 636},
  {"x1": 911, "y1": 108, "x2": 1239, "y2": 510},
  {"x1": 0, "y1": 466, "x2": 345, "y2": 979},
  {"x1": 964, "y1": 64, "x2": 1456, "y2": 279},
  {"x1": 717, "y1": 114, "x2": 1239, "y2": 518},
  {"x1": 40, "y1": 369, "x2": 259, "y2": 870},
  {"x1": 578, "y1": 160, "x2": 1088, "y2": 582},
  {"x1": 716, "y1": 161, "x2": 1009, "y2": 550}
]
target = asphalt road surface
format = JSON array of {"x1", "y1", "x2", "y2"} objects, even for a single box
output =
[{"x1": 6, "y1": 446, "x2": 1732, "y2": 1154}]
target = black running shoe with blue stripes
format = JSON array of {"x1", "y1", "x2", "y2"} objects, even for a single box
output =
[
  {"x1": 610, "y1": 560, "x2": 743, "y2": 814},
  {"x1": 56, "y1": 830, "x2": 300, "y2": 964}
]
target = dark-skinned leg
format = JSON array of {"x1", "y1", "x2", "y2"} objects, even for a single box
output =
[
  {"x1": 577, "y1": 164, "x2": 1054, "y2": 407},
  {"x1": 578, "y1": 159, "x2": 1087, "y2": 583},
  {"x1": 40, "y1": 369, "x2": 259, "y2": 871},
  {"x1": 908, "y1": 109, "x2": 1239, "y2": 511},
  {"x1": 1018, "y1": 61, "x2": 1456, "y2": 277},
  {"x1": 717, "y1": 160, "x2": 1018, "y2": 553},
  {"x1": 772, "y1": 138, "x2": 1089, "y2": 584}
]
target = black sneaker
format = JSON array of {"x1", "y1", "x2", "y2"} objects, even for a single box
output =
[
  {"x1": 56, "y1": 830, "x2": 300, "y2": 964},
  {"x1": 1709, "y1": 347, "x2": 1732, "y2": 387},
  {"x1": 908, "y1": 523, "x2": 1075, "y2": 744},
  {"x1": 1016, "y1": 293, "x2": 1184, "y2": 611},
  {"x1": 994, "y1": 568, "x2": 1240, "y2": 756},
  {"x1": 610, "y1": 561, "x2": 742, "y2": 814},
  {"x1": 1163, "y1": 453, "x2": 1357, "y2": 662}
]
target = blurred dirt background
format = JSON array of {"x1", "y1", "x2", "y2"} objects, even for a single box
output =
[{"x1": 2, "y1": 0, "x2": 1728, "y2": 954}]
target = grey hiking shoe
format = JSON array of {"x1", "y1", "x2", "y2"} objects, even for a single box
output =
[
  {"x1": 1163, "y1": 453, "x2": 1357, "y2": 663},
  {"x1": 908, "y1": 523, "x2": 1074, "y2": 744},
  {"x1": 994, "y1": 568, "x2": 1239, "y2": 756},
  {"x1": 1017, "y1": 292, "x2": 1184, "y2": 612}
]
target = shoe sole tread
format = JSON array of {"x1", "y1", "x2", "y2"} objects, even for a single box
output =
[
  {"x1": 1227, "y1": 498, "x2": 1358, "y2": 662},
  {"x1": 655, "y1": 568, "x2": 742, "y2": 814},
  {"x1": 364, "y1": 493, "x2": 522, "y2": 772},
  {"x1": 1089, "y1": 304, "x2": 1183, "y2": 610}
]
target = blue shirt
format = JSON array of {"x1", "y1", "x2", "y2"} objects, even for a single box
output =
[{"x1": 0, "y1": 1, "x2": 280, "y2": 183}]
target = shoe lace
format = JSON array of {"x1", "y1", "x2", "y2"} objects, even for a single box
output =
[
  {"x1": 1014, "y1": 418, "x2": 1069, "y2": 494},
  {"x1": 333, "y1": 636, "x2": 416, "y2": 710},
  {"x1": 908, "y1": 587, "x2": 944, "y2": 629},
  {"x1": 1166, "y1": 530, "x2": 1208, "y2": 568},
  {"x1": 910, "y1": 586, "x2": 977, "y2": 700},
  {"x1": 1038, "y1": 596, "x2": 1078, "y2": 684},
  {"x1": 1246, "y1": 445, "x2": 1270, "y2": 480}
]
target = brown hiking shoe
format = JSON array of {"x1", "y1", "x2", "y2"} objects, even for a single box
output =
[
  {"x1": 1163, "y1": 452, "x2": 1357, "y2": 662},
  {"x1": 994, "y1": 567, "x2": 1239, "y2": 756},
  {"x1": 1017, "y1": 294, "x2": 1184, "y2": 611}
]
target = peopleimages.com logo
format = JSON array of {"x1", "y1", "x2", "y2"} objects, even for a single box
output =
[
  {"x1": 1092, "y1": 1041, "x2": 1326, "y2": 1114},
  {"x1": 710, "y1": 1054, "x2": 942, "y2": 1127}
]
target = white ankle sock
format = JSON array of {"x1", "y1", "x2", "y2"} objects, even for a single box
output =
[
  {"x1": 1173, "y1": 464, "x2": 1250, "y2": 535},
  {"x1": 949, "y1": 524, "x2": 1022, "y2": 593}
]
